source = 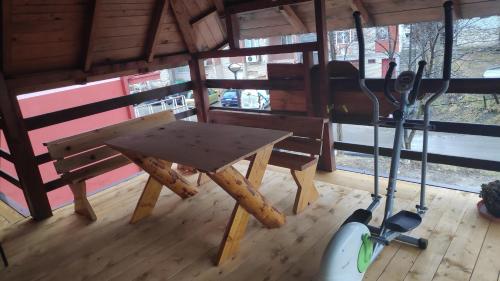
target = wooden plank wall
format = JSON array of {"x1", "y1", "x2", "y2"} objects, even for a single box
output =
[{"x1": 237, "y1": 0, "x2": 500, "y2": 39}]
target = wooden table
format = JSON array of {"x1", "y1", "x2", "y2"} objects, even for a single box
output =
[{"x1": 106, "y1": 120, "x2": 292, "y2": 264}]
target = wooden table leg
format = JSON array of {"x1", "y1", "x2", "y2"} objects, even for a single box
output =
[
  {"x1": 124, "y1": 152, "x2": 198, "y2": 224},
  {"x1": 130, "y1": 176, "x2": 163, "y2": 224},
  {"x1": 208, "y1": 145, "x2": 285, "y2": 265}
]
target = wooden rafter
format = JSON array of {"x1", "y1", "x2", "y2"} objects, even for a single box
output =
[
  {"x1": 226, "y1": 0, "x2": 311, "y2": 14},
  {"x1": 83, "y1": 0, "x2": 102, "y2": 72},
  {"x1": 145, "y1": 0, "x2": 170, "y2": 63},
  {"x1": 279, "y1": 5, "x2": 308, "y2": 34},
  {"x1": 350, "y1": 0, "x2": 374, "y2": 26},
  {"x1": 170, "y1": 0, "x2": 198, "y2": 53}
]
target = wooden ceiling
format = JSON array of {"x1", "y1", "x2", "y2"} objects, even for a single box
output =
[{"x1": 2, "y1": 0, "x2": 499, "y2": 94}]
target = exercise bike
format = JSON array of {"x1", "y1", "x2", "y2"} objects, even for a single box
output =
[{"x1": 318, "y1": 2, "x2": 454, "y2": 280}]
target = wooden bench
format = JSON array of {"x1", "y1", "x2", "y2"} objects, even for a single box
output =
[
  {"x1": 45, "y1": 110, "x2": 176, "y2": 221},
  {"x1": 208, "y1": 109, "x2": 327, "y2": 214}
]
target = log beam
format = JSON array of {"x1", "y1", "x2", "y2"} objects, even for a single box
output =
[
  {"x1": 214, "y1": 145, "x2": 280, "y2": 265},
  {"x1": 83, "y1": 0, "x2": 102, "y2": 72},
  {"x1": 130, "y1": 176, "x2": 164, "y2": 224},
  {"x1": 145, "y1": 0, "x2": 170, "y2": 62},
  {"x1": 279, "y1": 5, "x2": 308, "y2": 34},
  {"x1": 125, "y1": 152, "x2": 198, "y2": 199},
  {"x1": 0, "y1": 74, "x2": 52, "y2": 220},
  {"x1": 350, "y1": 0, "x2": 374, "y2": 26}
]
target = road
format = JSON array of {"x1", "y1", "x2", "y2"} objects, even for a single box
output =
[{"x1": 335, "y1": 124, "x2": 500, "y2": 161}]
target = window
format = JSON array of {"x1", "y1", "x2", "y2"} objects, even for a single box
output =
[
  {"x1": 281, "y1": 35, "x2": 294, "y2": 45},
  {"x1": 335, "y1": 31, "x2": 353, "y2": 44}
]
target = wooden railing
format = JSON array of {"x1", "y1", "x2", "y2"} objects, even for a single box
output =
[{"x1": 21, "y1": 82, "x2": 197, "y2": 193}]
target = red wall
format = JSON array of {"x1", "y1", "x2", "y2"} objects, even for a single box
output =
[{"x1": 0, "y1": 78, "x2": 141, "y2": 212}]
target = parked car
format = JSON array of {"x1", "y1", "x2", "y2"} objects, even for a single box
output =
[
  {"x1": 221, "y1": 89, "x2": 240, "y2": 107},
  {"x1": 185, "y1": 89, "x2": 220, "y2": 108},
  {"x1": 221, "y1": 89, "x2": 270, "y2": 109}
]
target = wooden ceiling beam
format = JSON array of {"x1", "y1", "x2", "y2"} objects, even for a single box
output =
[
  {"x1": 226, "y1": 0, "x2": 312, "y2": 15},
  {"x1": 350, "y1": 0, "x2": 374, "y2": 26},
  {"x1": 83, "y1": 0, "x2": 102, "y2": 72},
  {"x1": 170, "y1": 0, "x2": 198, "y2": 53},
  {"x1": 452, "y1": 0, "x2": 462, "y2": 19},
  {"x1": 6, "y1": 53, "x2": 191, "y2": 95},
  {"x1": 145, "y1": 0, "x2": 169, "y2": 63},
  {"x1": 279, "y1": 5, "x2": 308, "y2": 34},
  {"x1": 213, "y1": 0, "x2": 225, "y2": 16}
]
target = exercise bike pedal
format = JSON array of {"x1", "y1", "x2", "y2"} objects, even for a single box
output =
[
  {"x1": 343, "y1": 209, "x2": 372, "y2": 226},
  {"x1": 386, "y1": 210, "x2": 422, "y2": 233}
]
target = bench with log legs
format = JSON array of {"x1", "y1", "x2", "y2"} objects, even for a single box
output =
[
  {"x1": 45, "y1": 110, "x2": 176, "y2": 221},
  {"x1": 208, "y1": 109, "x2": 327, "y2": 214}
]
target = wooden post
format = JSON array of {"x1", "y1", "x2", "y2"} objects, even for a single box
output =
[
  {"x1": 314, "y1": 0, "x2": 335, "y2": 172},
  {"x1": 225, "y1": 13, "x2": 240, "y2": 49},
  {"x1": 0, "y1": 74, "x2": 52, "y2": 220},
  {"x1": 189, "y1": 59, "x2": 210, "y2": 122}
]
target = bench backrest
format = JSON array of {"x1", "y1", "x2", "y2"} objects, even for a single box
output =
[
  {"x1": 45, "y1": 110, "x2": 176, "y2": 183},
  {"x1": 208, "y1": 109, "x2": 326, "y2": 156}
]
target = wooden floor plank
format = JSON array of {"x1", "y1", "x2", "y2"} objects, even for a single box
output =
[
  {"x1": 0, "y1": 165, "x2": 496, "y2": 281},
  {"x1": 403, "y1": 192, "x2": 474, "y2": 281},
  {"x1": 469, "y1": 222, "x2": 500, "y2": 281},
  {"x1": 432, "y1": 196, "x2": 490, "y2": 281}
]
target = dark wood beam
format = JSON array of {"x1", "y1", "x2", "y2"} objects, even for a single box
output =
[
  {"x1": 2, "y1": 1, "x2": 12, "y2": 74},
  {"x1": 189, "y1": 59, "x2": 210, "y2": 122},
  {"x1": 0, "y1": 74, "x2": 52, "y2": 220},
  {"x1": 453, "y1": 0, "x2": 462, "y2": 18},
  {"x1": 314, "y1": 0, "x2": 335, "y2": 172},
  {"x1": 226, "y1": 0, "x2": 312, "y2": 14},
  {"x1": 279, "y1": 5, "x2": 308, "y2": 34},
  {"x1": 350, "y1": 0, "x2": 374, "y2": 26},
  {"x1": 145, "y1": 0, "x2": 170, "y2": 62},
  {"x1": 170, "y1": 0, "x2": 198, "y2": 53},
  {"x1": 83, "y1": 0, "x2": 102, "y2": 72},
  {"x1": 213, "y1": 0, "x2": 225, "y2": 16},
  {"x1": 6, "y1": 53, "x2": 191, "y2": 95},
  {"x1": 226, "y1": 13, "x2": 240, "y2": 49},
  {"x1": 205, "y1": 79, "x2": 305, "y2": 91},
  {"x1": 197, "y1": 42, "x2": 317, "y2": 59}
]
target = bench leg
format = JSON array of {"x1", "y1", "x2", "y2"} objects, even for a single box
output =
[
  {"x1": 130, "y1": 176, "x2": 163, "y2": 224},
  {"x1": 213, "y1": 145, "x2": 278, "y2": 265},
  {"x1": 69, "y1": 181, "x2": 97, "y2": 221},
  {"x1": 291, "y1": 162, "x2": 319, "y2": 214}
]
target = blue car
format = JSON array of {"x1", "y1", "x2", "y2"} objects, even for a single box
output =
[{"x1": 221, "y1": 90, "x2": 240, "y2": 107}]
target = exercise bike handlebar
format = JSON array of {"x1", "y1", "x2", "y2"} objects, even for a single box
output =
[
  {"x1": 408, "y1": 61, "x2": 426, "y2": 105},
  {"x1": 384, "y1": 62, "x2": 398, "y2": 106},
  {"x1": 353, "y1": 11, "x2": 365, "y2": 80}
]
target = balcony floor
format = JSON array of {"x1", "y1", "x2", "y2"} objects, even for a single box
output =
[{"x1": 0, "y1": 163, "x2": 498, "y2": 281}]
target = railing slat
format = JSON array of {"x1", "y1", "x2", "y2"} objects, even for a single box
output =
[
  {"x1": 0, "y1": 169, "x2": 21, "y2": 188},
  {"x1": 25, "y1": 82, "x2": 194, "y2": 131},
  {"x1": 334, "y1": 142, "x2": 500, "y2": 172}
]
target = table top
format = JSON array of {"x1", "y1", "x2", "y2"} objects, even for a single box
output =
[{"x1": 106, "y1": 120, "x2": 291, "y2": 173}]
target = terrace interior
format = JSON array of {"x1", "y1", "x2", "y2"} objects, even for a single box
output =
[{"x1": 0, "y1": 0, "x2": 499, "y2": 281}]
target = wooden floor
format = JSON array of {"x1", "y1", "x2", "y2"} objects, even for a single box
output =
[{"x1": 0, "y1": 163, "x2": 499, "y2": 281}]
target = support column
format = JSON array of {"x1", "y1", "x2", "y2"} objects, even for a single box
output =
[
  {"x1": 189, "y1": 59, "x2": 210, "y2": 122},
  {"x1": 0, "y1": 74, "x2": 52, "y2": 220},
  {"x1": 314, "y1": 0, "x2": 335, "y2": 172}
]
